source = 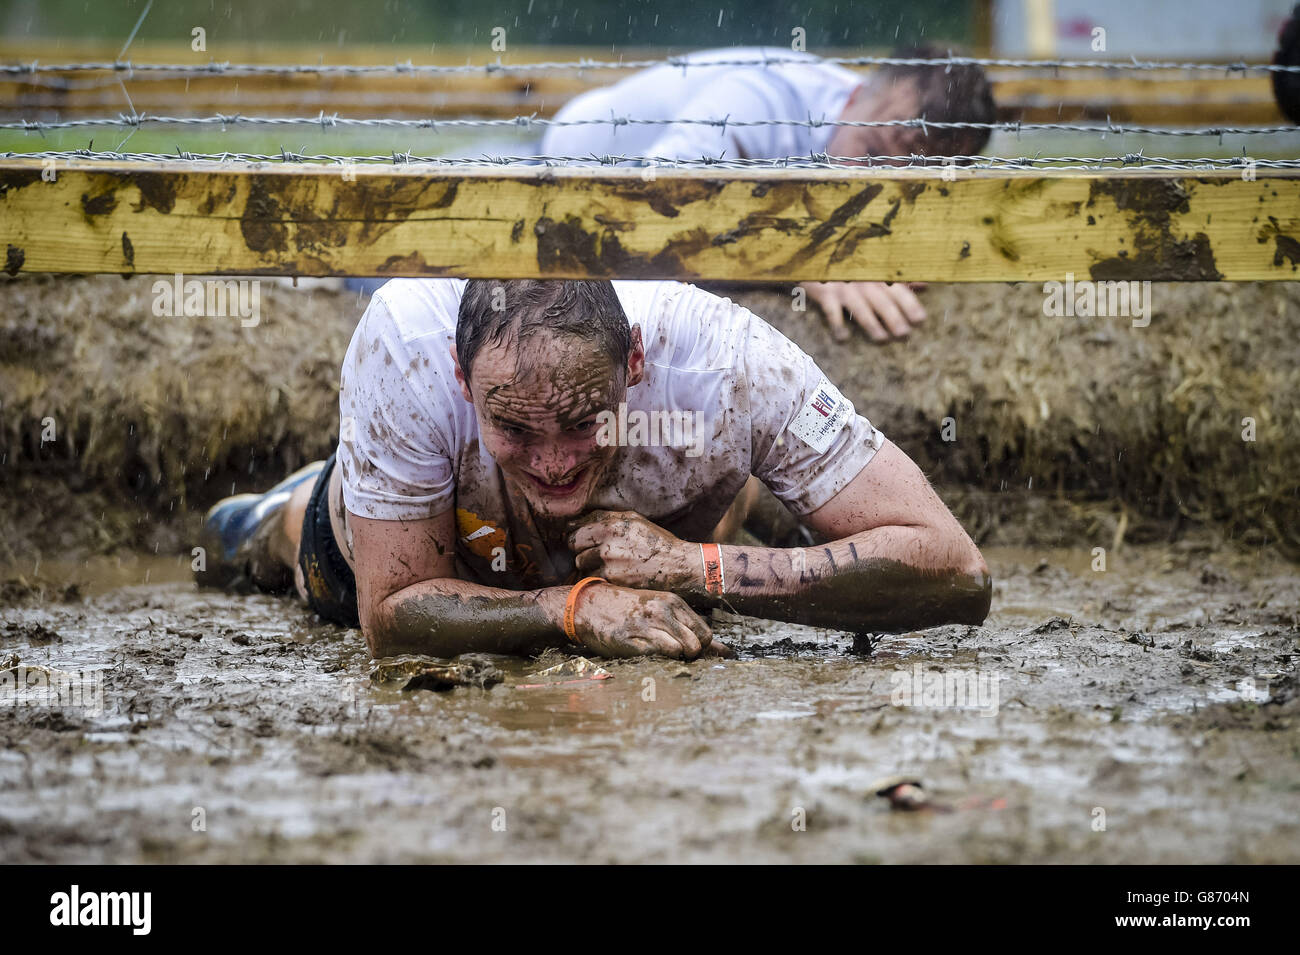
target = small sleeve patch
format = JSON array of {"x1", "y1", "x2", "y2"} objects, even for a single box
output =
[{"x1": 788, "y1": 377, "x2": 854, "y2": 454}]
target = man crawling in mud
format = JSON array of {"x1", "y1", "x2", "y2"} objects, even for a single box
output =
[{"x1": 197, "y1": 279, "x2": 990, "y2": 659}]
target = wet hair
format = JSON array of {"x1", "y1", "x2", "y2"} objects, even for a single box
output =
[
  {"x1": 1274, "y1": 4, "x2": 1300, "y2": 125},
  {"x1": 456, "y1": 279, "x2": 632, "y2": 385},
  {"x1": 876, "y1": 45, "x2": 997, "y2": 157}
]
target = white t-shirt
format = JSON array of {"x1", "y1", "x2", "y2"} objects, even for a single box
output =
[
  {"x1": 337, "y1": 279, "x2": 883, "y2": 588},
  {"x1": 541, "y1": 47, "x2": 861, "y2": 162}
]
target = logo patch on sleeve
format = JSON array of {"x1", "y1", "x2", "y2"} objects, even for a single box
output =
[{"x1": 788, "y1": 378, "x2": 853, "y2": 453}]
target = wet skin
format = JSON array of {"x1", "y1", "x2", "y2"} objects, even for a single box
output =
[
  {"x1": 568, "y1": 439, "x2": 991, "y2": 636},
  {"x1": 348, "y1": 326, "x2": 729, "y2": 660},
  {"x1": 347, "y1": 327, "x2": 989, "y2": 660}
]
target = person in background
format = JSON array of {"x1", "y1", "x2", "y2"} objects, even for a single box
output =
[{"x1": 543, "y1": 45, "x2": 997, "y2": 342}]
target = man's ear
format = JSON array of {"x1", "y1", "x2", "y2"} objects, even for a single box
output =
[
  {"x1": 626, "y1": 325, "x2": 646, "y2": 388},
  {"x1": 449, "y1": 344, "x2": 474, "y2": 403}
]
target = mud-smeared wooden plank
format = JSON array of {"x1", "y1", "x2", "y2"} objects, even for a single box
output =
[{"x1": 1, "y1": 159, "x2": 1297, "y2": 281}]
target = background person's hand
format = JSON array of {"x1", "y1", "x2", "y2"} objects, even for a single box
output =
[
  {"x1": 801, "y1": 281, "x2": 927, "y2": 342},
  {"x1": 570, "y1": 582, "x2": 732, "y2": 659}
]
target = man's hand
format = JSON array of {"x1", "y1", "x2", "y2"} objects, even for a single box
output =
[
  {"x1": 568, "y1": 510, "x2": 698, "y2": 593},
  {"x1": 570, "y1": 581, "x2": 731, "y2": 659},
  {"x1": 800, "y1": 281, "x2": 926, "y2": 343}
]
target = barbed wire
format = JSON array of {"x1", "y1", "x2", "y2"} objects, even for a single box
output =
[
  {"x1": 7, "y1": 147, "x2": 1297, "y2": 171},
  {"x1": 5, "y1": 53, "x2": 1300, "y2": 78},
  {"x1": 5, "y1": 112, "x2": 1297, "y2": 138}
]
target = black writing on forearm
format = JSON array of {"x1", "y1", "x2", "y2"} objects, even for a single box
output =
[{"x1": 706, "y1": 532, "x2": 991, "y2": 634}]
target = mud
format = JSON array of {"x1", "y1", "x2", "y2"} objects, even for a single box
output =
[
  {"x1": 0, "y1": 543, "x2": 1296, "y2": 863},
  {"x1": 1, "y1": 274, "x2": 1297, "y2": 861}
]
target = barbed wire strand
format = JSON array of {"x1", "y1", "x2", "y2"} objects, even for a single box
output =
[
  {"x1": 4, "y1": 112, "x2": 1297, "y2": 138},
  {"x1": 5, "y1": 54, "x2": 1300, "y2": 77},
  {"x1": 7, "y1": 147, "x2": 1296, "y2": 171}
]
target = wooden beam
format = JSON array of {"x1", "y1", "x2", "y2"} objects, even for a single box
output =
[{"x1": 2, "y1": 159, "x2": 1297, "y2": 282}]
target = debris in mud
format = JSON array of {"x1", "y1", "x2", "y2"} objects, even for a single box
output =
[
  {"x1": 0, "y1": 576, "x2": 82, "y2": 605},
  {"x1": 871, "y1": 777, "x2": 1009, "y2": 814},
  {"x1": 0, "y1": 655, "x2": 70, "y2": 682},
  {"x1": 1200, "y1": 563, "x2": 1230, "y2": 586},
  {"x1": 851, "y1": 633, "x2": 878, "y2": 655},
  {"x1": 872, "y1": 777, "x2": 931, "y2": 812},
  {"x1": 1, "y1": 620, "x2": 62, "y2": 643},
  {"x1": 516, "y1": 656, "x2": 612, "y2": 689},
  {"x1": 1021, "y1": 617, "x2": 1072, "y2": 636},
  {"x1": 369, "y1": 654, "x2": 504, "y2": 692},
  {"x1": 531, "y1": 657, "x2": 611, "y2": 680},
  {"x1": 733, "y1": 635, "x2": 850, "y2": 658}
]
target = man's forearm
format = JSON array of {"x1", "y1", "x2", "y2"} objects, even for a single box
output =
[
  {"x1": 688, "y1": 529, "x2": 991, "y2": 633},
  {"x1": 368, "y1": 579, "x2": 569, "y2": 658}
]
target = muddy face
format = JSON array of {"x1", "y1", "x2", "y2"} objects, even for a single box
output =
[
  {"x1": 829, "y1": 82, "x2": 926, "y2": 163},
  {"x1": 454, "y1": 329, "x2": 643, "y2": 524}
]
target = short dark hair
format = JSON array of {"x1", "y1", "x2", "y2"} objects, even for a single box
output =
[
  {"x1": 880, "y1": 45, "x2": 997, "y2": 156},
  {"x1": 456, "y1": 279, "x2": 632, "y2": 385}
]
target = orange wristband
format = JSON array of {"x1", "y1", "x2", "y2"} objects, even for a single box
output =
[
  {"x1": 563, "y1": 576, "x2": 606, "y2": 644},
  {"x1": 700, "y1": 543, "x2": 725, "y2": 596}
]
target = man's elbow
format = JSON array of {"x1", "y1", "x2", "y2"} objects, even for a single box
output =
[
  {"x1": 955, "y1": 548, "x2": 992, "y2": 626},
  {"x1": 360, "y1": 616, "x2": 391, "y2": 659},
  {"x1": 359, "y1": 598, "x2": 400, "y2": 659}
]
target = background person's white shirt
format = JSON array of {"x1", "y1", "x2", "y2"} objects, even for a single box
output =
[
  {"x1": 541, "y1": 47, "x2": 862, "y2": 162},
  {"x1": 337, "y1": 279, "x2": 883, "y2": 589}
]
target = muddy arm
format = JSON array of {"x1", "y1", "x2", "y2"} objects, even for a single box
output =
[
  {"x1": 372, "y1": 579, "x2": 569, "y2": 658},
  {"x1": 709, "y1": 440, "x2": 990, "y2": 632},
  {"x1": 348, "y1": 506, "x2": 569, "y2": 657},
  {"x1": 694, "y1": 541, "x2": 991, "y2": 634},
  {"x1": 572, "y1": 440, "x2": 990, "y2": 634}
]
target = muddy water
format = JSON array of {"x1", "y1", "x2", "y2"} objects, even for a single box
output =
[{"x1": 1, "y1": 544, "x2": 1297, "y2": 863}]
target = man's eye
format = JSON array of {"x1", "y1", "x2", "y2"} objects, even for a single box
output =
[
  {"x1": 571, "y1": 419, "x2": 597, "y2": 434},
  {"x1": 500, "y1": 424, "x2": 529, "y2": 438}
]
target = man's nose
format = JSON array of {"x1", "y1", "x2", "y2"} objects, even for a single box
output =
[{"x1": 532, "y1": 442, "x2": 579, "y2": 479}]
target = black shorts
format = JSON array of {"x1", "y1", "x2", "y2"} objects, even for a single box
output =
[{"x1": 297, "y1": 453, "x2": 361, "y2": 628}]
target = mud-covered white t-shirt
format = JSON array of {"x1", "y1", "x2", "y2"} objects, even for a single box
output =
[
  {"x1": 337, "y1": 279, "x2": 883, "y2": 588},
  {"x1": 541, "y1": 47, "x2": 862, "y2": 162}
]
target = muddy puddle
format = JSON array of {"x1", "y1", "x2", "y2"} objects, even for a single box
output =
[{"x1": 1, "y1": 544, "x2": 1297, "y2": 863}]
